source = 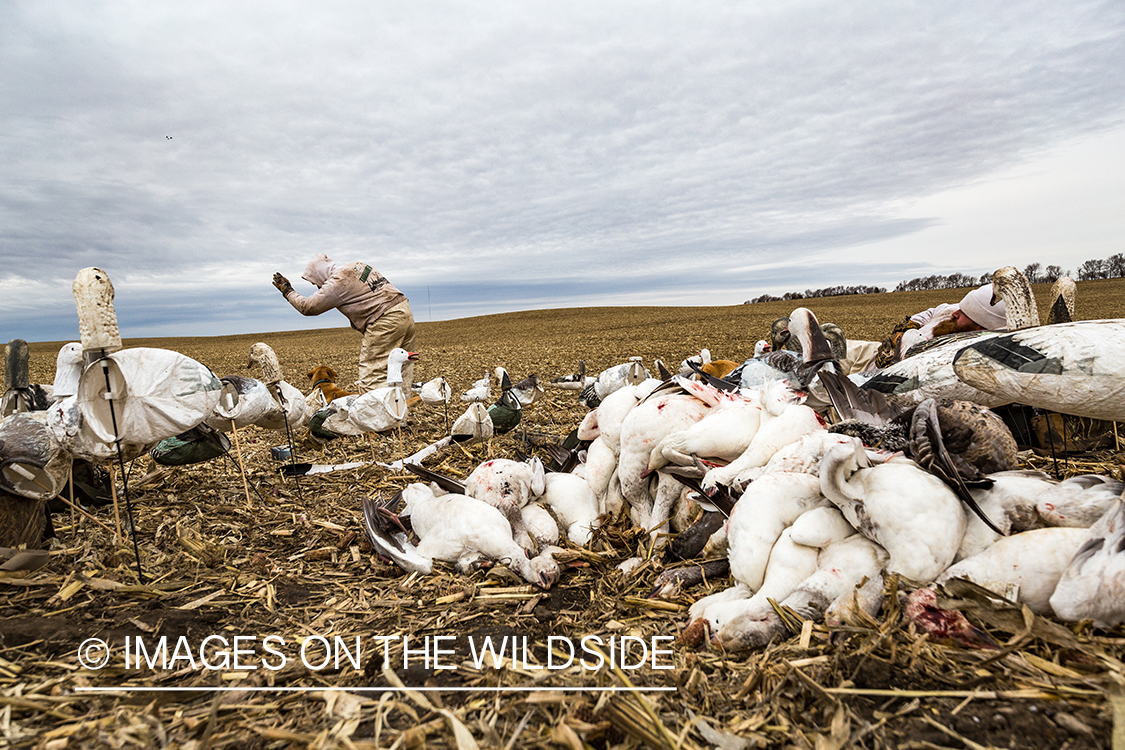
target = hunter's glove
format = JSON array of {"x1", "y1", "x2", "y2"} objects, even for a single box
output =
[{"x1": 273, "y1": 273, "x2": 293, "y2": 296}]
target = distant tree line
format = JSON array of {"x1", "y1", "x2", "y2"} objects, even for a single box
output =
[
  {"x1": 747, "y1": 284, "x2": 887, "y2": 304},
  {"x1": 743, "y1": 254, "x2": 1124, "y2": 304}
]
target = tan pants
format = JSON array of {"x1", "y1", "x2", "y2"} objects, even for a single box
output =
[
  {"x1": 357, "y1": 300, "x2": 416, "y2": 392},
  {"x1": 841, "y1": 339, "x2": 881, "y2": 375}
]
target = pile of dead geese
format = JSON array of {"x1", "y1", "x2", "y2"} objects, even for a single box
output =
[
  {"x1": 363, "y1": 265, "x2": 1125, "y2": 652},
  {"x1": 4, "y1": 265, "x2": 1125, "y2": 656}
]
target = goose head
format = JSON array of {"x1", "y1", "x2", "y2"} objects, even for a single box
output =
[
  {"x1": 989, "y1": 267, "x2": 1039, "y2": 330},
  {"x1": 247, "y1": 342, "x2": 284, "y2": 384},
  {"x1": 1047, "y1": 276, "x2": 1076, "y2": 325},
  {"x1": 788, "y1": 308, "x2": 835, "y2": 363},
  {"x1": 52, "y1": 343, "x2": 84, "y2": 399},
  {"x1": 386, "y1": 348, "x2": 418, "y2": 386},
  {"x1": 73, "y1": 267, "x2": 122, "y2": 354},
  {"x1": 770, "y1": 317, "x2": 792, "y2": 352}
]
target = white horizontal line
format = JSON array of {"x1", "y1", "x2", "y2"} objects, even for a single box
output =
[{"x1": 75, "y1": 686, "x2": 676, "y2": 693}]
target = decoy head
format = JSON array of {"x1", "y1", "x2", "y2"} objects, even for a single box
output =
[
  {"x1": 248, "y1": 342, "x2": 283, "y2": 384},
  {"x1": 788, "y1": 308, "x2": 835, "y2": 363},
  {"x1": 770, "y1": 317, "x2": 792, "y2": 352}
]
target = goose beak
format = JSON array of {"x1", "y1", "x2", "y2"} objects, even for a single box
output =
[{"x1": 406, "y1": 351, "x2": 419, "y2": 361}]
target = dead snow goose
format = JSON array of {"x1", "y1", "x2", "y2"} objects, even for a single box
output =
[
  {"x1": 820, "y1": 439, "x2": 965, "y2": 583},
  {"x1": 938, "y1": 526, "x2": 1088, "y2": 615},
  {"x1": 361, "y1": 486, "x2": 561, "y2": 589},
  {"x1": 1049, "y1": 496, "x2": 1125, "y2": 627},
  {"x1": 463, "y1": 456, "x2": 546, "y2": 549},
  {"x1": 540, "y1": 471, "x2": 601, "y2": 545},
  {"x1": 1036, "y1": 474, "x2": 1124, "y2": 528}
]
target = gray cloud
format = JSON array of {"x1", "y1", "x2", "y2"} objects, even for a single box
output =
[{"x1": 2, "y1": 1, "x2": 1124, "y2": 342}]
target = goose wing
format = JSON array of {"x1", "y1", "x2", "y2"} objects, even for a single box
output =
[
  {"x1": 404, "y1": 463, "x2": 466, "y2": 495},
  {"x1": 360, "y1": 493, "x2": 430, "y2": 573},
  {"x1": 909, "y1": 399, "x2": 1005, "y2": 536}
]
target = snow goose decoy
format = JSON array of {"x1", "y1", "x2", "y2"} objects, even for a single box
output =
[
  {"x1": 863, "y1": 267, "x2": 1042, "y2": 405},
  {"x1": 487, "y1": 368, "x2": 523, "y2": 435},
  {"x1": 1050, "y1": 496, "x2": 1125, "y2": 627},
  {"x1": 726, "y1": 308, "x2": 838, "y2": 392},
  {"x1": 952, "y1": 317, "x2": 1125, "y2": 421},
  {"x1": 312, "y1": 348, "x2": 418, "y2": 436},
  {"x1": 451, "y1": 402, "x2": 494, "y2": 443},
  {"x1": 2, "y1": 340, "x2": 52, "y2": 416},
  {"x1": 205, "y1": 343, "x2": 305, "y2": 432},
  {"x1": 361, "y1": 486, "x2": 562, "y2": 589},
  {"x1": 417, "y1": 376, "x2": 452, "y2": 406},
  {"x1": 460, "y1": 371, "x2": 492, "y2": 403},
  {"x1": 580, "y1": 357, "x2": 649, "y2": 408},
  {"x1": 509, "y1": 374, "x2": 545, "y2": 407},
  {"x1": 1046, "y1": 276, "x2": 1077, "y2": 325},
  {"x1": 48, "y1": 268, "x2": 223, "y2": 463},
  {"x1": 548, "y1": 360, "x2": 593, "y2": 391}
]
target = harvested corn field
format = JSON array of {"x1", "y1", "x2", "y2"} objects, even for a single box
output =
[{"x1": 4, "y1": 282, "x2": 1125, "y2": 749}]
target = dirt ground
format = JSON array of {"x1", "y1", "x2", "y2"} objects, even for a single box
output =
[{"x1": 3, "y1": 282, "x2": 1125, "y2": 749}]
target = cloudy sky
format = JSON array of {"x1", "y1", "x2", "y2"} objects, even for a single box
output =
[{"x1": 2, "y1": 1, "x2": 1124, "y2": 342}]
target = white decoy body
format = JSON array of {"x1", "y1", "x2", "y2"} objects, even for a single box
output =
[
  {"x1": 451, "y1": 402, "x2": 494, "y2": 442},
  {"x1": 418, "y1": 376, "x2": 452, "y2": 405},
  {"x1": 383, "y1": 483, "x2": 561, "y2": 588},
  {"x1": 50, "y1": 343, "x2": 84, "y2": 402},
  {"x1": 549, "y1": 360, "x2": 593, "y2": 391},
  {"x1": 319, "y1": 348, "x2": 417, "y2": 435},
  {"x1": 540, "y1": 471, "x2": 601, "y2": 545},
  {"x1": 953, "y1": 319, "x2": 1125, "y2": 421},
  {"x1": 1037, "y1": 475, "x2": 1125, "y2": 528},
  {"x1": 508, "y1": 374, "x2": 545, "y2": 407},
  {"x1": 938, "y1": 527, "x2": 1088, "y2": 615},
  {"x1": 205, "y1": 344, "x2": 304, "y2": 432},
  {"x1": 464, "y1": 457, "x2": 546, "y2": 548},
  {"x1": 820, "y1": 440, "x2": 966, "y2": 583},
  {"x1": 1050, "y1": 497, "x2": 1125, "y2": 627},
  {"x1": 460, "y1": 372, "x2": 491, "y2": 403}
]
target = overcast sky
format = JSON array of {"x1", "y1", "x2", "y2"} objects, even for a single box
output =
[{"x1": 3, "y1": 1, "x2": 1124, "y2": 343}]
